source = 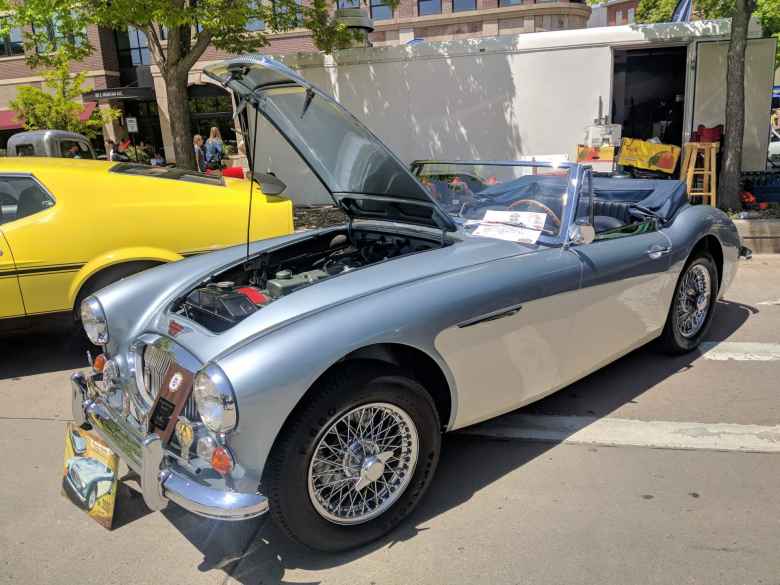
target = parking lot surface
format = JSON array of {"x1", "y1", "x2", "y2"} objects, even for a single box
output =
[{"x1": 1, "y1": 256, "x2": 779, "y2": 585}]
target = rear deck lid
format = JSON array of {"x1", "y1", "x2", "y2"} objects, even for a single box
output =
[{"x1": 203, "y1": 56, "x2": 455, "y2": 231}]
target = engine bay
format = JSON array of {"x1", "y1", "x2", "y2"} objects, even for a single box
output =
[{"x1": 173, "y1": 228, "x2": 441, "y2": 332}]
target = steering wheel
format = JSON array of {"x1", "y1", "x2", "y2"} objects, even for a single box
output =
[{"x1": 507, "y1": 198, "x2": 561, "y2": 227}]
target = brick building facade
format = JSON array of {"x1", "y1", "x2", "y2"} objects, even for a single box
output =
[
  {"x1": 0, "y1": 0, "x2": 590, "y2": 160},
  {"x1": 368, "y1": 0, "x2": 590, "y2": 46}
]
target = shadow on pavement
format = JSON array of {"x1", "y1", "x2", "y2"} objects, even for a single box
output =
[
  {"x1": 130, "y1": 298, "x2": 754, "y2": 585},
  {"x1": 0, "y1": 318, "x2": 90, "y2": 380}
]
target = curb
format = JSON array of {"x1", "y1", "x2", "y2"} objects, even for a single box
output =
[{"x1": 734, "y1": 219, "x2": 780, "y2": 254}]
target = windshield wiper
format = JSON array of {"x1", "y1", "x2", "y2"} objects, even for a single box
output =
[
  {"x1": 463, "y1": 219, "x2": 558, "y2": 236},
  {"x1": 470, "y1": 219, "x2": 557, "y2": 236}
]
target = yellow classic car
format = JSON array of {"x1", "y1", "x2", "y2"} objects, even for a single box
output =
[{"x1": 0, "y1": 158, "x2": 293, "y2": 325}]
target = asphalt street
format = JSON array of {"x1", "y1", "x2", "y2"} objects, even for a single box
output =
[{"x1": 1, "y1": 256, "x2": 779, "y2": 585}]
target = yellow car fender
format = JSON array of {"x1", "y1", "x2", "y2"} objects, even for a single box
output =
[{"x1": 68, "y1": 247, "x2": 184, "y2": 309}]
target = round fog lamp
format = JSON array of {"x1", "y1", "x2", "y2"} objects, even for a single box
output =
[{"x1": 196, "y1": 435, "x2": 216, "y2": 462}]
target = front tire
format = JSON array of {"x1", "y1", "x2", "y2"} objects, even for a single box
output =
[
  {"x1": 658, "y1": 253, "x2": 719, "y2": 354},
  {"x1": 263, "y1": 362, "x2": 441, "y2": 552}
]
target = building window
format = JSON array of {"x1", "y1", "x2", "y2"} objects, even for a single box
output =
[
  {"x1": 0, "y1": 19, "x2": 24, "y2": 56},
  {"x1": 115, "y1": 26, "x2": 151, "y2": 67},
  {"x1": 615, "y1": 9, "x2": 622, "y2": 24},
  {"x1": 338, "y1": 0, "x2": 361, "y2": 7},
  {"x1": 627, "y1": 7, "x2": 635, "y2": 22},
  {"x1": 418, "y1": 0, "x2": 441, "y2": 16},
  {"x1": 452, "y1": 0, "x2": 476, "y2": 11},
  {"x1": 370, "y1": 0, "x2": 393, "y2": 20},
  {"x1": 32, "y1": 18, "x2": 83, "y2": 54},
  {"x1": 247, "y1": 15, "x2": 266, "y2": 30},
  {"x1": 498, "y1": 0, "x2": 522, "y2": 5},
  {"x1": 272, "y1": 0, "x2": 303, "y2": 26}
]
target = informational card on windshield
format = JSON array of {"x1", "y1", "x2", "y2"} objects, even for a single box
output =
[{"x1": 472, "y1": 210, "x2": 547, "y2": 244}]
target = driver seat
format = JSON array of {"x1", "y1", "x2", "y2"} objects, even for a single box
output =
[{"x1": 593, "y1": 215, "x2": 625, "y2": 233}]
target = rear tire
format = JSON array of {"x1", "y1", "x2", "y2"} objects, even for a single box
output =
[
  {"x1": 658, "y1": 253, "x2": 718, "y2": 354},
  {"x1": 263, "y1": 362, "x2": 441, "y2": 552}
]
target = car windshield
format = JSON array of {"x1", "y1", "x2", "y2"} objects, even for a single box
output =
[{"x1": 412, "y1": 161, "x2": 572, "y2": 243}]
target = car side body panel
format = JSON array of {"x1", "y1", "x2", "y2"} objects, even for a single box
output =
[
  {"x1": 0, "y1": 158, "x2": 293, "y2": 319},
  {"x1": 66, "y1": 246, "x2": 185, "y2": 309}
]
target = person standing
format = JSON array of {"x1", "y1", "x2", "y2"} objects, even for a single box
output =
[
  {"x1": 204, "y1": 127, "x2": 224, "y2": 173},
  {"x1": 193, "y1": 134, "x2": 206, "y2": 172}
]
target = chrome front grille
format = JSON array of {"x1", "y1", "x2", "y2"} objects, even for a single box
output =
[
  {"x1": 133, "y1": 341, "x2": 200, "y2": 422},
  {"x1": 141, "y1": 345, "x2": 173, "y2": 403}
]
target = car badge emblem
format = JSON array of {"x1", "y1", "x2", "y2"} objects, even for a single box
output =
[
  {"x1": 168, "y1": 320, "x2": 186, "y2": 337},
  {"x1": 169, "y1": 372, "x2": 184, "y2": 392},
  {"x1": 175, "y1": 418, "x2": 195, "y2": 461}
]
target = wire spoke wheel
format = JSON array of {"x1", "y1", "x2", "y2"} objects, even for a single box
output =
[
  {"x1": 675, "y1": 263, "x2": 711, "y2": 339},
  {"x1": 307, "y1": 402, "x2": 419, "y2": 525}
]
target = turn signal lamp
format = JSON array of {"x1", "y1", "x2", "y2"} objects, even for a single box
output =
[
  {"x1": 211, "y1": 446, "x2": 235, "y2": 476},
  {"x1": 92, "y1": 353, "x2": 107, "y2": 373}
]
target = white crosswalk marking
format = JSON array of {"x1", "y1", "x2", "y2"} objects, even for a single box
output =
[
  {"x1": 460, "y1": 414, "x2": 780, "y2": 453},
  {"x1": 698, "y1": 341, "x2": 780, "y2": 361},
  {"x1": 757, "y1": 298, "x2": 780, "y2": 306}
]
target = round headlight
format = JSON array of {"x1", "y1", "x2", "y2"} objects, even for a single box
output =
[
  {"x1": 80, "y1": 296, "x2": 109, "y2": 345},
  {"x1": 192, "y1": 364, "x2": 237, "y2": 433}
]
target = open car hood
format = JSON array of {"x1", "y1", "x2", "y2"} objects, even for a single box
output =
[{"x1": 204, "y1": 56, "x2": 456, "y2": 232}]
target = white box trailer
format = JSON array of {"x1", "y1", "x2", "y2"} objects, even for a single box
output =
[{"x1": 248, "y1": 19, "x2": 776, "y2": 204}]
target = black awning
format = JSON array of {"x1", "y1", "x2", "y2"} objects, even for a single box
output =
[{"x1": 82, "y1": 86, "x2": 155, "y2": 101}]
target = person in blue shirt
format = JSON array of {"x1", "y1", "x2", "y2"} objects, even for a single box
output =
[{"x1": 204, "y1": 127, "x2": 224, "y2": 172}]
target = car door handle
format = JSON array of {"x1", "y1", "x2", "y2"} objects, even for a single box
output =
[{"x1": 647, "y1": 244, "x2": 672, "y2": 259}]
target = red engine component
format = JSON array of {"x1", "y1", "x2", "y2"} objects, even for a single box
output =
[{"x1": 237, "y1": 286, "x2": 269, "y2": 305}]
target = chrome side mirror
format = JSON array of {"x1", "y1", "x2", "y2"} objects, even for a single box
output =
[{"x1": 568, "y1": 222, "x2": 596, "y2": 246}]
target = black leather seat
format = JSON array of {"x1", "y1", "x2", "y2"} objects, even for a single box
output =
[
  {"x1": 592, "y1": 198, "x2": 633, "y2": 224},
  {"x1": 15, "y1": 186, "x2": 49, "y2": 220},
  {"x1": 594, "y1": 215, "x2": 625, "y2": 233}
]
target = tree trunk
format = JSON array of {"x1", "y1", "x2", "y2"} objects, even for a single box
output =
[
  {"x1": 165, "y1": 73, "x2": 195, "y2": 170},
  {"x1": 717, "y1": 0, "x2": 752, "y2": 211}
]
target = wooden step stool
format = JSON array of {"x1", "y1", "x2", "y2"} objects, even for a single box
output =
[{"x1": 679, "y1": 142, "x2": 719, "y2": 207}]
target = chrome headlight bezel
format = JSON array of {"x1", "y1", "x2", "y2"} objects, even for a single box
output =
[
  {"x1": 80, "y1": 296, "x2": 109, "y2": 345},
  {"x1": 192, "y1": 364, "x2": 237, "y2": 434}
]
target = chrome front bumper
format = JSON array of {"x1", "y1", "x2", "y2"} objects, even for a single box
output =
[{"x1": 71, "y1": 371, "x2": 269, "y2": 521}]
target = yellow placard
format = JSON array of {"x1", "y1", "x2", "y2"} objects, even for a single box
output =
[
  {"x1": 577, "y1": 145, "x2": 616, "y2": 173},
  {"x1": 617, "y1": 138, "x2": 681, "y2": 174},
  {"x1": 62, "y1": 422, "x2": 119, "y2": 530}
]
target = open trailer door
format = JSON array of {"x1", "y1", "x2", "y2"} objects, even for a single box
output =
[{"x1": 692, "y1": 37, "x2": 777, "y2": 172}]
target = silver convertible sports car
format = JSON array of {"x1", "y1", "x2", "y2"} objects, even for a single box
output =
[{"x1": 71, "y1": 56, "x2": 750, "y2": 551}]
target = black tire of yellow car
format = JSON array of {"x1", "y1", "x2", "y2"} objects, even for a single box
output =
[
  {"x1": 262, "y1": 361, "x2": 441, "y2": 552},
  {"x1": 73, "y1": 260, "x2": 162, "y2": 322},
  {"x1": 658, "y1": 253, "x2": 719, "y2": 354}
]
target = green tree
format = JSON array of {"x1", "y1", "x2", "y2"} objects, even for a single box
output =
[
  {"x1": 9, "y1": 56, "x2": 120, "y2": 139},
  {"x1": 2, "y1": 0, "x2": 386, "y2": 169},
  {"x1": 636, "y1": 0, "x2": 779, "y2": 210}
]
